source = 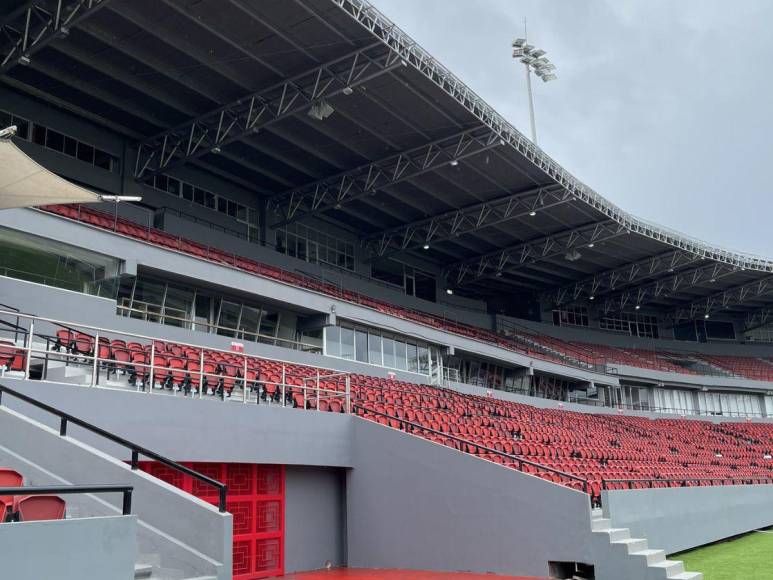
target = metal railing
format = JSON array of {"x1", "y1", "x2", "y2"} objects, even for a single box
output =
[
  {"x1": 601, "y1": 477, "x2": 773, "y2": 491},
  {"x1": 0, "y1": 485, "x2": 134, "y2": 517},
  {"x1": 115, "y1": 302, "x2": 322, "y2": 354},
  {"x1": 0, "y1": 308, "x2": 351, "y2": 413},
  {"x1": 0, "y1": 383, "x2": 228, "y2": 512},
  {"x1": 353, "y1": 404, "x2": 590, "y2": 496}
]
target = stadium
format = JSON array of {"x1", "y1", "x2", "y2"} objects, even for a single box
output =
[{"x1": 0, "y1": 1, "x2": 772, "y2": 579}]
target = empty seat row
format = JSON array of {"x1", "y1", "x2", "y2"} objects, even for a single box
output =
[{"x1": 0, "y1": 468, "x2": 66, "y2": 523}]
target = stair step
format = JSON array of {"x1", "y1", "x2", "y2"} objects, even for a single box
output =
[
  {"x1": 630, "y1": 548, "x2": 665, "y2": 565},
  {"x1": 611, "y1": 537, "x2": 648, "y2": 553},
  {"x1": 650, "y1": 560, "x2": 685, "y2": 576},
  {"x1": 591, "y1": 517, "x2": 611, "y2": 531},
  {"x1": 605, "y1": 527, "x2": 631, "y2": 541},
  {"x1": 669, "y1": 573, "x2": 703, "y2": 580}
]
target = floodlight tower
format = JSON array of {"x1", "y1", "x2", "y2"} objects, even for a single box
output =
[{"x1": 512, "y1": 37, "x2": 557, "y2": 145}]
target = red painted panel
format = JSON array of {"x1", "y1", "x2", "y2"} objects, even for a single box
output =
[{"x1": 138, "y1": 462, "x2": 284, "y2": 580}]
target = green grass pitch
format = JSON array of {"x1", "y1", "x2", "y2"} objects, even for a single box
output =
[{"x1": 672, "y1": 531, "x2": 773, "y2": 580}]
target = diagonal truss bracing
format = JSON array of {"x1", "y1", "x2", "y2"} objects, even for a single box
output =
[
  {"x1": 446, "y1": 220, "x2": 626, "y2": 287},
  {"x1": 133, "y1": 42, "x2": 402, "y2": 180},
  {"x1": 599, "y1": 261, "x2": 744, "y2": 314},
  {"x1": 547, "y1": 249, "x2": 703, "y2": 307},
  {"x1": 268, "y1": 125, "x2": 501, "y2": 227},
  {"x1": 363, "y1": 183, "x2": 566, "y2": 261},
  {"x1": 672, "y1": 275, "x2": 773, "y2": 322},
  {"x1": 1, "y1": 0, "x2": 111, "y2": 74}
]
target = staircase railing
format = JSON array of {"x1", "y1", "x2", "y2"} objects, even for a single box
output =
[
  {"x1": 0, "y1": 485, "x2": 134, "y2": 516},
  {"x1": 0, "y1": 383, "x2": 228, "y2": 512}
]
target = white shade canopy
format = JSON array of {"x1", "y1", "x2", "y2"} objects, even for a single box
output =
[{"x1": 0, "y1": 138, "x2": 102, "y2": 209}]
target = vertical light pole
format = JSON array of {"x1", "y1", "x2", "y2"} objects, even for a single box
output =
[{"x1": 512, "y1": 37, "x2": 557, "y2": 145}]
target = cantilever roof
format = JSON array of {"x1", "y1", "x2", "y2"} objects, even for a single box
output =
[{"x1": 1, "y1": 0, "x2": 772, "y2": 324}]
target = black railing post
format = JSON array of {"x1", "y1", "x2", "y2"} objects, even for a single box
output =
[
  {"x1": 59, "y1": 417, "x2": 68, "y2": 436},
  {"x1": 131, "y1": 450, "x2": 139, "y2": 470},
  {"x1": 122, "y1": 488, "x2": 132, "y2": 515},
  {"x1": 219, "y1": 486, "x2": 227, "y2": 513}
]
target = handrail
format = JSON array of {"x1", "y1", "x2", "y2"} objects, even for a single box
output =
[
  {"x1": 0, "y1": 384, "x2": 228, "y2": 512},
  {"x1": 601, "y1": 477, "x2": 773, "y2": 491},
  {"x1": 0, "y1": 485, "x2": 134, "y2": 516},
  {"x1": 0, "y1": 308, "x2": 339, "y2": 377},
  {"x1": 353, "y1": 404, "x2": 590, "y2": 494}
]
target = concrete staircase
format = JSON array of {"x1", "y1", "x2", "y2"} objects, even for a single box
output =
[
  {"x1": 134, "y1": 561, "x2": 216, "y2": 580},
  {"x1": 591, "y1": 509, "x2": 702, "y2": 580}
]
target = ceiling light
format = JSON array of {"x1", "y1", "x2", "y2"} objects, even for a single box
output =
[
  {"x1": 528, "y1": 210, "x2": 537, "y2": 216},
  {"x1": 704, "y1": 314, "x2": 710, "y2": 319},
  {"x1": 589, "y1": 295, "x2": 595, "y2": 300},
  {"x1": 307, "y1": 99, "x2": 335, "y2": 121},
  {"x1": 668, "y1": 268, "x2": 674, "y2": 273},
  {"x1": 422, "y1": 243, "x2": 430, "y2": 250},
  {"x1": 342, "y1": 86, "x2": 354, "y2": 96},
  {"x1": 710, "y1": 278, "x2": 716, "y2": 283},
  {"x1": 495, "y1": 271, "x2": 503, "y2": 277},
  {"x1": 588, "y1": 243, "x2": 595, "y2": 248},
  {"x1": 449, "y1": 159, "x2": 459, "y2": 166},
  {"x1": 564, "y1": 250, "x2": 582, "y2": 262},
  {"x1": 446, "y1": 288, "x2": 454, "y2": 295},
  {"x1": 212, "y1": 146, "x2": 221, "y2": 153},
  {"x1": 635, "y1": 305, "x2": 641, "y2": 310}
]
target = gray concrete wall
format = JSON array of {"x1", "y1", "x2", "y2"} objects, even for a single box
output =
[
  {"x1": 0, "y1": 516, "x2": 137, "y2": 580},
  {"x1": 603, "y1": 485, "x2": 773, "y2": 555},
  {"x1": 346, "y1": 418, "x2": 594, "y2": 577},
  {"x1": 2, "y1": 377, "x2": 353, "y2": 468},
  {"x1": 0, "y1": 404, "x2": 232, "y2": 579},
  {"x1": 285, "y1": 466, "x2": 346, "y2": 573}
]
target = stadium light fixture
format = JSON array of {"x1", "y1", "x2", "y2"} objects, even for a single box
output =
[
  {"x1": 422, "y1": 243, "x2": 430, "y2": 250},
  {"x1": 342, "y1": 86, "x2": 354, "y2": 96},
  {"x1": 449, "y1": 159, "x2": 459, "y2": 166},
  {"x1": 588, "y1": 243, "x2": 595, "y2": 248},
  {"x1": 446, "y1": 288, "x2": 454, "y2": 295},
  {"x1": 528, "y1": 210, "x2": 537, "y2": 216},
  {"x1": 99, "y1": 195, "x2": 143, "y2": 203},
  {"x1": 704, "y1": 314, "x2": 710, "y2": 319},
  {"x1": 635, "y1": 304, "x2": 641, "y2": 310},
  {"x1": 511, "y1": 28, "x2": 557, "y2": 144},
  {"x1": 589, "y1": 295, "x2": 595, "y2": 300},
  {"x1": 307, "y1": 99, "x2": 335, "y2": 121}
]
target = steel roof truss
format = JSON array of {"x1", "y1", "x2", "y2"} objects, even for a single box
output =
[{"x1": 134, "y1": 41, "x2": 400, "y2": 180}]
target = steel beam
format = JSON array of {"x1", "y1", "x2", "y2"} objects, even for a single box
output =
[
  {"x1": 672, "y1": 275, "x2": 773, "y2": 323},
  {"x1": 548, "y1": 249, "x2": 703, "y2": 307},
  {"x1": 744, "y1": 307, "x2": 773, "y2": 332},
  {"x1": 363, "y1": 184, "x2": 565, "y2": 261},
  {"x1": 269, "y1": 126, "x2": 501, "y2": 227},
  {"x1": 446, "y1": 220, "x2": 625, "y2": 287},
  {"x1": 1, "y1": 0, "x2": 111, "y2": 74},
  {"x1": 599, "y1": 261, "x2": 743, "y2": 314},
  {"x1": 134, "y1": 42, "x2": 401, "y2": 180}
]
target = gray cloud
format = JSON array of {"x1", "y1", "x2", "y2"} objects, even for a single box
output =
[{"x1": 371, "y1": 0, "x2": 773, "y2": 256}]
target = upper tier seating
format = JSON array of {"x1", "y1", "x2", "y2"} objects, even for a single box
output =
[
  {"x1": 39, "y1": 204, "x2": 599, "y2": 371},
  {"x1": 37, "y1": 204, "x2": 773, "y2": 382}
]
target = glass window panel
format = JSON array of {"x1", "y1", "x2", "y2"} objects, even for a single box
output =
[
  {"x1": 75, "y1": 141, "x2": 94, "y2": 164},
  {"x1": 237, "y1": 205, "x2": 248, "y2": 222},
  {"x1": 217, "y1": 197, "x2": 227, "y2": 213},
  {"x1": 368, "y1": 333, "x2": 382, "y2": 366},
  {"x1": 32, "y1": 125, "x2": 46, "y2": 145},
  {"x1": 407, "y1": 342, "x2": 419, "y2": 373},
  {"x1": 193, "y1": 187, "x2": 205, "y2": 205},
  {"x1": 167, "y1": 177, "x2": 180, "y2": 197},
  {"x1": 205, "y1": 192, "x2": 215, "y2": 209},
  {"x1": 163, "y1": 283, "x2": 194, "y2": 327},
  {"x1": 14, "y1": 117, "x2": 29, "y2": 140},
  {"x1": 182, "y1": 183, "x2": 194, "y2": 201},
  {"x1": 326, "y1": 325, "x2": 341, "y2": 357},
  {"x1": 259, "y1": 311, "x2": 279, "y2": 340},
  {"x1": 355, "y1": 329, "x2": 368, "y2": 363},
  {"x1": 276, "y1": 230, "x2": 286, "y2": 254},
  {"x1": 227, "y1": 200, "x2": 237, "y2": 217},
  {"x1": 418, "y1": 345, "x2": 429, "y2": 374},
  {"x1": 382, "y1": 337, "x2": 395, "y2": 368},
  {"x1": 340, "y1": 327, "x2": 355, "y2": 360},
  {"x1": 395, "y1": 340, "x2": 407, "y2": 370},
  {"x1": 63, "y1": 136, "x2": 77, "y2": 157},
  {"x1": 238, "y1": 305, "x2": 261, "y2": 342},
  {"x1": 155, "y1": 174, "x2": 168, "y2": 192},
  {"x1": 216, "y1": 300, "x2": 241, "y2": 337},
  {"x1": 45, "y1": 129, "x2": 64, "y2": 152},
  {"x1": 94, "y1": 149, "x2": 113, "y2": 171}
]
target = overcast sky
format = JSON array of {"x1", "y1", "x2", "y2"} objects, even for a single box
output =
[{"x1": 370, "y1": 0, "x2": 773, "y2": 256}]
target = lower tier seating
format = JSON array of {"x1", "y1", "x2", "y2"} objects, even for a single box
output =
[{"x1": 0, "y1": 467, "x2": 66, "y2": 522}]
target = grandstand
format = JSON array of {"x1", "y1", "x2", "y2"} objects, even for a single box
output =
[{"x1": 1, "y1": 0, "x2": 773, "y2": 579}]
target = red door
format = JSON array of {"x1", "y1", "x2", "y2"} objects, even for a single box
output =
[{"x1": 139, "y1": 462, "x2": 285, "y2": 579}]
